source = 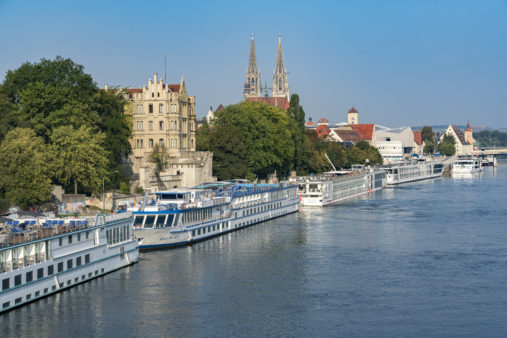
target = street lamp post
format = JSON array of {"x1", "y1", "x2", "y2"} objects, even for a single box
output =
[{"x1": 103, "y1": 171, "x2": 119, "y2": 213}]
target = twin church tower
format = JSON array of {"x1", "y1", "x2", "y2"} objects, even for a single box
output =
[{"x1": 243, "y1": 34, "x2": 290, "y2": 106}]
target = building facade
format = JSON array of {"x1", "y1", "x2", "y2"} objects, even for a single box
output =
[
  {"x1": 440, "y1": 124, "x2": 473, "y2": 156},
  {"x1": 125, "y1": 73, "x2": 213, "y2": 190}
]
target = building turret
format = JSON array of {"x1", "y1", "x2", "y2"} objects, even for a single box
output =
[
  {"x1": 464, "y1": 122, "x2": 475, "y2": 145},
  {"x1": 244, "y1": 34, "x2": 261, "y2": 98},
  {"x1": 348, "y1": 107, "x2": 359, "y2": 125},
  {"x1": 271, "y1": 34, "x2": 289, "y2": 99}
]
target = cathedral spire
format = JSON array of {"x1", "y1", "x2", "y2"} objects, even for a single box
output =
[
  {"x1": 244, "y1": 34, "x2": 261, "y2": 98},
  {"x1": 272, "y1": 33, "x2": 289, "y2": 99}
]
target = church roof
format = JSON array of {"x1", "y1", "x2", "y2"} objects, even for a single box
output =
[
  {"x1": 318, "y1": 118, "x2": 329, "y2": 124},
  {"x1": 413, "y1": 130, "x2": 423, "y2": 145},
  {"x1": 245, "y1": 96, "x2": 290, "y2": 109},
  {"x1": 305, "y1": 120, "x2": 315, "y2": 126},
  {"x1": 350, "y1": 124, "x2": 374, "y2": 141},
  {"x1": 465, "y1": 122, "x2": 472, "y2": 132}
]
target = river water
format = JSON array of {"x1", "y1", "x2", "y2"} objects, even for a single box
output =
[{"x1": 2, "y1": 163, "x2": 507, "y2": 337}]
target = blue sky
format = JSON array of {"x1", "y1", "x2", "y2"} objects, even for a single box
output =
[{"x1": 1, "y1": 0, "x2": 506, "y2": 128}]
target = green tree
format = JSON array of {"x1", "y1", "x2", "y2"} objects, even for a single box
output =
[
  {"x1": 0, "y1": 57, "x2": 132, "y2": 195},
  {"x1": 423, "y1": 143, "x2": 435, "y2": 154},
  {"x1": 214, "y1": 101, "x2": 294, "y2": 179},
  {"x1": 438, "y1": 142, "x2": 456, "y2": 156},
  {"x1": 287, "y1": 94, "x2": 307, "y2": 172},
  {"x1": 209, "y1": 123, "x2": 249, "y2": 180},
  {"x1": 438, "y1": 134, "x2": 456, "y2": 156},
  {"x1": 50, "y1": 125, "x2": 109, "y2": 194},
  {"x1": 421, "y1": 126, "x2": 435, "y2": 154},
  {"x1": 196, "y1": 119, "x2": 212, "y2": 151},
  {"x1": 149, "y1": 144, "x2": 169, "y2": 190},
  {"x1": 0, "y1": 128, "x2": 52, "y2": 208}
]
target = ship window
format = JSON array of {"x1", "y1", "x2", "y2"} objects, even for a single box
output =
[
  {"x1": 52, "y1": 286, "x2": 56, "y2": 291},
  {"x1": 67, "y1": 259, "x2": 73, "y2": 269},
  {"x1": 95, "y1": 270, "x2": 98, "y2": 275},
  {"x1": 26, "y1": 294, "x2": 32, "y2": 300},
  {"x1": 58, "y1": 262, "x2": 64, "y2": 272},
  {"x1": 88, "y1": 272, "x2": 92, "y2": 277},
  {"x1": 15, "y1": 298, "x2": 21, "y2": 304},
  {"x1": 166, "y1": 215, "x2": 174, "y2": 227},
  {"x1": 48, "y1": 265, "x2": 54, "y2": 275},
  {"x1": 101, "y1": 268, "x2": 104, "y2": 273},
  {"x1": 76, "y1": 257, "x2": 82, "y2": 267},
  {"x1": 85, "y1": 254, "x2": 90, "y2": 264},
  {"x1": 59, "y1": 238, "x2": 63, "y2": 246},
  {"x1": 86, "y1": 231, "x2": 90, "y2": 239},
  {"x1": 77, "y1": 233, "x2": 81, "y2": 241},
  {"x1": 15, "y1": 275, "x2": 21, "y2": 286},
  {"x1": 26, "y1": 271, "x2": 33, "y2": 283},
  {"x1": 67, "y1": 281, "x2": 71, "y2": 286},
  {"x1": 44, "y1": 288, "x2": 49, "y2": 294},
  {"x1": 3, "y1": 302, "x2": 10, "y2": 308},
  {"x1": 144, "y1": 216, "x2": 155, "y2": 228},
  {"x1": 35, "y1": 291, "x2": 40, "y2": 297},
  {"x1": 155, "y1": 215, "x2": 166, "y2": 227},
  {"x1": 2, "y1": 278, "x2": 9, "y2": 290},
  {"x1": 134, "y1": 216, "x2": 144, "y2": 228},
  {"x1": 68, "y1": 235, "x2": 72, "y2": 244}
]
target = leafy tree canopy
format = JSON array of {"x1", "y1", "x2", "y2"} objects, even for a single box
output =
[
  {"x1": 0, "y1": 56, "x2": 132, "y2": 202},
  {"x1": 0, "y1": 128, "x2": 52, "y2": 208}
]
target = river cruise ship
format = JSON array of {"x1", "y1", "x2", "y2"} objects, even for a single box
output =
[
  {"x1": 297, "y1": 168, "x2": 386, "y2": 207},
  {"x1": 0, "y1": 213, "x2": 138, "y2": 313},
  {"x1": 452, "y1": 158, "x2": 482, "y2": 174},
  {"x1": 132, "y1": 182, "x2": 300, "y2": 249},
  {"x1": 383, "y1": 161, "x2": 444, "y2": 186}
]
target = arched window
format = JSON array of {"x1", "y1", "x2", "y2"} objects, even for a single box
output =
[{"x1": 278, "y1": 78, "x2": 282, "y2": 91}]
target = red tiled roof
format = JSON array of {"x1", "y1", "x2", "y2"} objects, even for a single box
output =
[
  {"x1": 245, "y1": 96, "x2": 290, "y2": 109},
  {"x1": 215, "y1": 104, "x2": 225, "y2": 113},
  {"x1": 413, "y1": 131, "x2": 423, "y2": 145},
  {"x1": 350, "y1": 124, "x2": 374, "y2": 141},
  {"x1": 166, "y1": 84, "x2": 181, "y2": 92},
  {"x1": 318, "y1": 118, "x2": 329, "y2": 123},
  {"x1": 348, "y1": 106, "x2": 358, "y2": 114},
  {"x1": 316, "y1": 124, "x2": 331, "y2": 137},
  {"x1": 305, "y1": 121, "x2": 315, "y2": 126},
  {"x1": 465, "y1": 122, "x2": 472, "y2": 132},
  {"x1": 451, "y1": 124, "x2": 469, "y2": 145},
  {"x1": 126, "y1": 88, "x2": 143, "y2": 99},
  {"x1": 335, "y1": 128, "x2": 362, "y2": 144}
]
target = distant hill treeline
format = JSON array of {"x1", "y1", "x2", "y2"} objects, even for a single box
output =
[{"x1": 473, "y1": 130, "x2": 507, "y2": 147}]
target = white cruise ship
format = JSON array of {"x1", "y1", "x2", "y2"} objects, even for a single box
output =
[
  {"x1": 0, "y1": 213, "x2": 139, "y2": 313},
  {"x1": 132, "y1": 181, "x2": 300, "y2": 249},
  {"x1": 297, "y1": 167, "x2": 386, "y2": 207},
  {"x1": 383, "y1": 161, "x2": 444, "y2": 186},
  {"x1": 452, "y1": 158, "x2": 482, "y2": 174}
]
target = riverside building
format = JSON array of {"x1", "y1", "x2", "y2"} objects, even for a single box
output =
[{"x1": 123, "y1": 74, "x2": 214, "y2": 190}]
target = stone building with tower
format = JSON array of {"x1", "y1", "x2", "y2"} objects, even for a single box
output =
[
  {"x1": 123, "y1": 73, "x2": 214, "y2": 191},
  {"x1": 243, "y1": 34, "x2": 290, "y2": 109}
]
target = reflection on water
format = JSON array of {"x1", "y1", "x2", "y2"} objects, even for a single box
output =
[{"x1": 2, "y1": 164, "x2": 507, "y2": 337}]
